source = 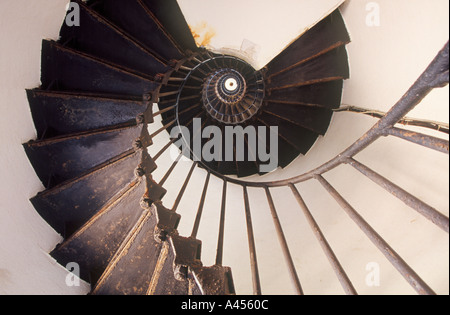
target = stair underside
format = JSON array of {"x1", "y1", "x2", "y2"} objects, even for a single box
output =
[{"x1": 24, "y1": 0, "x2": 349, "y2": 295}]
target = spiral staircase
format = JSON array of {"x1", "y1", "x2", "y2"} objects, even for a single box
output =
[{"x1": 21, "y1": 0, "x2": 449, "y2": 295}]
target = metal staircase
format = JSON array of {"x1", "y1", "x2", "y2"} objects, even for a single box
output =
[{"x1": 23, "y1": 0, "x2": 448, "y2": 295}]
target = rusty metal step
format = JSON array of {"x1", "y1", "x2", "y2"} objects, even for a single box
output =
[
  {"x1": 50, "y1": 178, "x2": 147, "y2": 284},
  {"x1": 265, "y1": 9, "x2": 350, "y2": 78},
  {"x1": 90, "y1": 203, "x2": 164, "y2": 295},
  {"x1": 59, "y1": 0, "x2": 170, "y2": 76},
  {"x1": 147, "y1": 236, "x2": 200, "y2": 295},
  {"x1": 140, "y1": 0, "x2": 198, "y2": 52},
  {"x1": 40, "y1": 40, "x2": 160, "y2": 96},
  {"x1": 26, "y1": 89, "x2": 150, "y2": 139},
  {"x1": 266, "y1": 46, "x2": 349, "y2": 91},
  {"x1": 265, "y1": 80, "x2": 344, "y2": 110},
  {"x1": 30, "y1": 149, "x2": 151, "y2": 236},
  {"x1": 88, "y1": 0, "x2": 185, "y2": 61},
  {"x1": 257, "y1": 113, "x2": 318, "y2": 155},
  {"x1": 24, "y1": 123, "x2": 149, "y2": 188},
  {"x1": 262, "y1": 103, "x2": 333, "y2": 135}
]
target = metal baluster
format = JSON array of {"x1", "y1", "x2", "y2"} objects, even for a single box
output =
[
  {"x1": 315, "y1": 174, "x2": 436, "y2": 295},
  {"x1": 172, "y1": 162, "x2": 197, "y2": 212},
  {"x1": 215, "y1": 179, "x2": 227, "y2": 266},
  {"x1": 347, "y1": 158, "x2": 449, "y2": 233},
  {"x1": 191, "y1": 171, "x2": 211, "y2": 238},
  {"x1": 243, "y1": 185, "x2": 262, "y2": 295},
  {"x1": 384, "y1": 127, "x2": 449, "y2": 154},
  {"x1": 289, "y1": 184, "x2": 357, "y2": 295},
  {"x1": 264, "y1": 187, "x2": 304, "y2": 295}
]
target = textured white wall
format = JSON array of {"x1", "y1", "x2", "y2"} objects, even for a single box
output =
[{"x1": 0, "y1": 0, "x2": 89, "y2": 295}]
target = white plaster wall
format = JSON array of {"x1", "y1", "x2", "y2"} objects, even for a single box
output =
[{"x1": 0, "y1": 0, "x2": 90, "y2": 295}]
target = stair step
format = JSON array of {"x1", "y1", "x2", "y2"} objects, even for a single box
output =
[
  {"x1": 262, "y1": 103, "x2": 333, "y2": 135},
  {"x1": 50, "y1": 178, "x2": 147, "y2": 283},
  {"x1": 147, "y1": 238, "x2": 193, "y2": 295},
  {"x1": 24, "y1": 123, "x2": 149, "y2": 188},
  {"x1": 140, "y1": 0, "x2": 198, "y2": 52},
  {"x1": 30, "y1": 150, "x2": 147, "y2": 236},
  {"x1": 266, "y1": 80, "x2": 344, "y2": 110},
  {"x1": 26, "y1": 90, "x2": 149, "y2": 138},
  {"x1": 266, "y1": 46, "x2": 349, "y2": 91},
  {"x1": 173, "y1": 103, "x2": 203, "y2": 127},
  {"x1": 277, "y1": 137, "x2": 302, "y2": 169},
  {"x1": 265, "y1": 9, "x2": 350, "y2": 78},
  {"x1": 40, "y1": 40, "x2": 160, "y2": 96},
  {"x1": 60, "y1": 0, "x2": 169, "y2": 76},
  {"x1": 257, "y1": 113, "x2": 318, "y2": 155},
  {"x1": 191, "y1": 265, "x2": 235, "y2": 295},
  {"x1": 91, "y1": 204, "x2": 163, "y2": 295},
  {"x1": 90, "y1": 0, "x2": 184, "y2": 61}
]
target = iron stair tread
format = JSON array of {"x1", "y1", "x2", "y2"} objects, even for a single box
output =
[
  {"x1": 90, "y1": 205, "x2": 163, "y2": 295},
  {"x1": 254, "y1": 118, "x2": 302, "y2": 170},
  {"x1": 175, "y1": 106, "x2": 204, "y2": 129},
  {"x1": 266, "y1": 46, "x2": 350, "y2": 91},
  {"x1": 261, "y1": 103, "x2": 333, "y2": 136},
  {"x1": 89, "y1": 0, "x2": 184, "y2": 61},
  {"x1": 257, "y1": 113, "x2": 318, "y2": 155},
  {"x1": 24, "y1": 122, "x2": 148, "y2": 188},
  {"x1": 91, "y1": 203, "x2": 205, "y2": 295},
  {"x1": 190, "y1": 265, "x2": 235, "y2": 295},
  {"x1": 22, "y1": 0, "x2": 245, "y2": 296},
  {"x1": 41, "y1": 40, "x2": 160, "y2": 96},
  {"x1": 277, "y1": 137, "x2": 303, "y2": 169},
  {"x1": 265, "y1": 80, "x2": 344, "y2": 110},
  {"x1": 162, "y1": 102, "x2": 202, "y2": 127},
  {"x1": 147, "y1": 238, "x2": 191, "y2": 295},
  {"x1": 26, "y1": 89, "x2": 149, "y2": 138},
  {"x1": 265, "y1": 9, "x2": 350, "y2": 78},
  {"x1": 140, "y1": 0, "x2": 198, "y2": 52},
  {"x1": 60, "y1": 0, "x2": 170, "y2": 76},
  {"x1": 30, "y1": 150, "x2": 145, "y2": 236},
  {"x1": 225, "y1": 122, "x2": 261, "y2": 177},
  {"x1": 217, "y1": 126, "x2": 238, "y2": 175},
  {"x1": 50, "y1": 178, "x2": 147, "y2": 283}
]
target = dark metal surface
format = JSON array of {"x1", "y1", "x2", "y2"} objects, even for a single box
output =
[
  {"x1": 265, "y1": 9, "x2": 350, "y2": 78},
  {"x1": 51, "y1": 178, "x2": 146, "y2": 283},
  {"x1": 24, "y1": 123, "x2": 147, "y2": 188},
  {"x1": 30, "y1": 150, "x2": 144, "y2": 236},
  {"x1": 89, "y1": 0, "x2": 185, "y2": 61},
  {"x1": 266, "y1": 46, "x2": 349, "y2": 91},
  {"x1": 60, "y1": 0, "x2": 169, "y2": 77},
  {"x1": 91, "y1": 205, "x2": 162, "y2": 295},
  {"x1": 26, "y1": 89, "x2": 148, "y2": 138},
  {"x1": 266, "y1": 80, "x2": 344, "y2": 110},
  {"x1": 140, "y1": 0, "x2": 198, "y2": 52},
  {"x1": 41, "y1": 40, "x2": 160, "y2": 96}
]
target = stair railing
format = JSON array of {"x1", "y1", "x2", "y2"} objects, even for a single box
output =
[{"x1": 150, "y1": 41, "x2": 449, "y2": 295}]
